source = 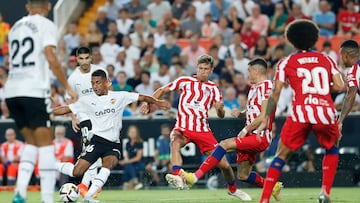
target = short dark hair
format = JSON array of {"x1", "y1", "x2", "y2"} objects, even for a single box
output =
[
  {"x1": 248, "y1": 57, "x2": 268, "y2": 68},
  {"x1": 197, "y1": 54, "x2": 214, "y2": 68},
  {"x1": 340, "y1": 39, "x2": 359, "y2": 57},
  {"x1": 76, "y1": 47, "x2": 91, "y2": 56},
  {"x1": 92, "y1": 69, "x2": 107, "y2": 79},
  {"x1": 286, "y1": 19, "x2": 319, "y2": 50}
]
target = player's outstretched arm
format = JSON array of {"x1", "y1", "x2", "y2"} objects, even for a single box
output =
[
  {"x1": 138, "y1": 95, "x2": 171, "y2": 112},
  {"x1": 214, "y1": 101, "x2": 225, "y2": 118},
  {"x1": 338, "y1": 86, "x2": 357, "y2": 127},
  {"x1": 44, "y1": 46, "x2": 78, "y2": 101},
  {"x1": 53, "y1": 106, "x2": 72, "y2": 116},
  {"x1": 239, "y1": 99, "x2": 269, "y2": 138}
]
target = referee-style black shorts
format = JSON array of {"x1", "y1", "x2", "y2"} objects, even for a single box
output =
[
  {"x1": 79, "y1": 135, "x2": 121, "y2": 165},
  {"x1": 5, "y1": 97, "x2": 52, "y2": 130}
]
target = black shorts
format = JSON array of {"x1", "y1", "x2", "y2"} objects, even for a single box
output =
[
  {"x1": 79, "y1": 135, "x2": 121, "y2": 165},
  {"x1": 5, "y1": 97, "x2": 52, "y2": 129}
]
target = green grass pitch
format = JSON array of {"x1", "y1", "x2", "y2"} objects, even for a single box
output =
[{"x1": 2, "y1": 187, "x2": 359, "y2": 203}]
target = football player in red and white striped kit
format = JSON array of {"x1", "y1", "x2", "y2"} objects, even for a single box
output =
[
  {"x1": 257, "y1": 19, "x2": 345, "y2": 203},
  {"x1": 338, "y1": 40, "x2": 360, "y2": 139},
  {"x1": 143, "y1": 54, "x2": 251, "y2": 200},
  {"x1": 180, "y1": 58, "x2": 282, "y2": 201}
]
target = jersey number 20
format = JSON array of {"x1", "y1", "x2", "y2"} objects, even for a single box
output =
[
  {"x1": 297, "y1": 67, "x2": 329, "y2": 95},
  {"x1": 11, "y1": 37, "x2": 35, "y2": 68}
]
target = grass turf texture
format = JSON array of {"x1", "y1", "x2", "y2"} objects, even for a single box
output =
[{"x1": 1, "y1": 188, "x2": 359, "y2": 203}]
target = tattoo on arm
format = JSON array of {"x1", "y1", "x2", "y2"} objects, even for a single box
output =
[
  {"x1": 265, "y1": 97, "x2": 276, "y2": 116},
  {"x1": 339, "y1": 88, "x2": 357, "y2": 123}
]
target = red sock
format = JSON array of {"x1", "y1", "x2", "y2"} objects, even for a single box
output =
[
  {"x1": 172, "y1": 165, "x2": 181, "y2": 176},
  {"x1": 227, "y1": 181, "x2": 237, "y2": 193},
  {"x1": 194, "y1": 156, "x2": 220, "y2": 179},
  {"x1": 322, "y1": 154, "x2": 338, "y2": 195},
  {"x1": 194, "y1": 146, "x2": 226, "y2": 180},
  {"x1": 260, "y1": 157, "x2": 285, "y2": 203},
  {"x1": 252, "y1": 172, "x2": 264, "y2": 188}
]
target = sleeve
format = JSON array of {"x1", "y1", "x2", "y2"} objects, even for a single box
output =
[
  {"x1": 167, "y1": 76, "x2": 186, "y2": 91},
  {"x1": 326, "y1": 55, "x2": 340, "y2": 76},
  {"x1": 137, "y1": 142, "x2": 144, "y2": 150},
  {"x1": 346, "y1": 65, "x2": 359, "y2": 89},
  {"x1": 213, "y1": 85, "x2": 222, "y2": 103},
  {"x1": 41, "y1": 20, "x2": 58, "y2": 49},
  {"x1": 261, "y1": 81, "x2": 273, "y2": 101},
  {"x1": 68, "y1": 98, "x2": 86, "y2": 115},
  {"x1": 275, "y1": 57, "x2": 288, "y2": 83},
  {"x1": 120, "y1": 92, "x2": 139, "y2": 106}
]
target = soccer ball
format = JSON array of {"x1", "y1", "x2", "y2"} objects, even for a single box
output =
[{"x1": 59, "y1": 183, "x2": 80, "y2": 202}]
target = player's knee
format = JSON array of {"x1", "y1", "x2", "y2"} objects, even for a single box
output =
[
  {"x1": 219, "y1": 140, "x2": 230, "y2": 150},
  {"x1": 72, "y1": 167, "x2": 85, "y2": 177}
]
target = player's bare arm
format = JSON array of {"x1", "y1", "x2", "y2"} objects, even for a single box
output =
[
  {"x1": 44, "y1": 46, "x2": 78, "y2": 101},
  {"x1": 214, "y1": 101, "x2": 225, "y2": 118},
  {"x1": 138, "y1": 94, "x2": 171, "y2": 113},
  {"x1": 338, "y1": 86, "x2": 357, "y2": 130},
  {"x1": 140, "y1": 86, "x2": 171, "y2": 113},
  {"x1": 238, "y1": 99, "x2": 268, "y2": 138},
  {"x1": 331, "y1": 73, "x2": 345, "y2": 92},
  {"x1": 257, "y1": 80, "x2": 284, "y2": 133},
  {"x1": 231, "y1": 108, "x2": 246, "y2": 119},
  {"x1": 53, "y1": 106, "x2": 72, "y2": 116}
]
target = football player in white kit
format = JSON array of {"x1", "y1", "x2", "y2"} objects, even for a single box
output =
[
  {"x1": 54, "y1": 69, "x2": 170, "y2": 202},
  {"x1": 66, "y1": 47, "x2": 105, "y2": 198},
  {"x1": 4, "y1": 1, "x2": 78, "y2": 203}
]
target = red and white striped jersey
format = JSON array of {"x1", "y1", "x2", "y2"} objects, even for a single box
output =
[
  {"x1": 168, "y1": 76, "x2": 222, "y2": 132},
  {"x1": 246, "y1": 80, "x2": 274, "y2": 133},
  {"x1": 276, "y1": 51, "x2": 340, "y2": 124},
  {"x1": 346, "y1": 61, "x2": 360, "y2": 94}
]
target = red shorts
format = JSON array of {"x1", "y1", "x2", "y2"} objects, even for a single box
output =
[
  {"x1": 281, "y1": 117, "x2": 340, "y2": 152},
  {"x1": 173, "y1": 127, "x2": 218, "y2": 154},
  {"x1": 235, "y1": 133, "x2": 271, "y2": 165}
]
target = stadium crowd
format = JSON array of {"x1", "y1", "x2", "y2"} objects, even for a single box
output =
[
  {"x1": 1, "y1": 0, "x2": 360, "y2": 120},
  {"x1": 0, "y1": 0, "x2": 359, "y2": 189}
]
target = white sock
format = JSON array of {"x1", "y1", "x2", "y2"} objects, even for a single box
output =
[
  {"x1": 39, "y1": 145, "x2": 57, "y2": 203},
  {"x1": 15, "y1": 144, "x2": 38, "y2": 198},
  {"x1": 84, "y1": 167, "x2": 110, "y2": 199},
  {"x1": 81, "y1": 163, "x2": 98, "y2": 187},
  {"x1": 56, "y1": 162, "x2": 74, "y2": 177}
]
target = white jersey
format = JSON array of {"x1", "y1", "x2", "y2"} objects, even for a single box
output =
[
  {"x1": 67, "y1": 64, "x2": 106, "y2": 122},
  {"x1": 5, "y1": 14, "x2": 58, "y2": 98},
  {"x1": 69, "y1": 91, "x2": 139, "y2": 143}
]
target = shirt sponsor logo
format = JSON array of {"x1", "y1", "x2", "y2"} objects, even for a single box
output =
[{"x1": 95, "y1": 108, "x2": 116, "y2": 116}]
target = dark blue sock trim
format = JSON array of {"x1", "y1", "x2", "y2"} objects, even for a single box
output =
[
  {"x1": 270, "y1": 157, "x2": 285, "y2": 171},
  {"x1": 227, "y1": 180, "x2": 236, "y2": 186},
  {"x1": 325, "y1": 146, "x2": 339, "y2": 155},
  {"x1": 172, "y1": 165, "x2": 181, "y2": 171},
  {"x1": 245, "y1": 172, "x2": 256, "y2": 183},
  {"x1": 212, "y1": 145, "x2": 226, "y2": 161}
]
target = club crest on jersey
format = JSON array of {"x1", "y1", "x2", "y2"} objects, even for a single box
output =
[
  {"x1": 111, "y1": 99, "x2": 116, "y2": 105},
  {"x1": 204, "y1": 88, "x2": 211, "y2": 95}
]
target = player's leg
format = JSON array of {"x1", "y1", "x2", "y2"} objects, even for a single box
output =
[
  {"x1": 165, "y1": 129, "x2": 188, "y2": 189},
  {"x1": 314, "y1": 123, "x2": 340, "y2": 202},
  {"x1": 6, "y1": 98, "x2": 38, "y2": 201},
  {"x1": 259, "y1": 118, "x2": 309, "y2": 203},
  {"x1": 35, "y1": 126, "x2": 58, "y2": 203},
  {"x1": 83, "y1": 141, "x2": 120, "y2": 201},
  {"x1": 169, "y1": 130, "x2": 187, "y2": 176},
  {"x1": 237, "y1": 161, "x2": 264, "y2": 187}
]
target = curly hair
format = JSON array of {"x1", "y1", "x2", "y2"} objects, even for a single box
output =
[{"x1": 285, "y1": 19, "x2": 319, "y2": 50}]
